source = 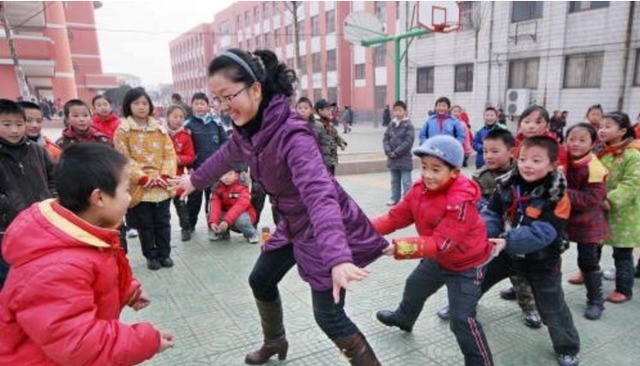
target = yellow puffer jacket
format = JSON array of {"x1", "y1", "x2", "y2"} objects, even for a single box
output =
[{"x1": 114, "y1": 116, "x2": 177, "y2": 206}]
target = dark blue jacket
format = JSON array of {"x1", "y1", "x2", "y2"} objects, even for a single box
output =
[
  {"x1": 472, "y1": 123, "x2": 506, "y2": 168},
  {"x1": 184, "y1": 113, "x2": 227, "y2": 169}
]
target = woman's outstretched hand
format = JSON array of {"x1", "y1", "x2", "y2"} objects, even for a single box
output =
[
  {"x1": 331, "y1": 263, "x2": 371, "y2": 304},
  {"x1": 168, "y1": 174, "x2": 195, "y2": 199}
]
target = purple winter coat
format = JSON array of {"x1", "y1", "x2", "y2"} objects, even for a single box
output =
[{"x1": 191, "y1": 95, "x2": 388, "y2": 290}]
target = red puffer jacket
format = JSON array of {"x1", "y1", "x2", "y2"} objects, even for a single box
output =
[
  {"x1": 0, "y1": 199, "x2": 160, "y2": 365},
  {"x1": 209, "y1": 181, "x2": 257, "y2": 226},
  {"x1": 92, "y1": 113, "x2": 121, "y2": 143},
  {"x1": 372, "y1": 175, "x2": 492, "y2": 271},
  {"x1": 169, "y1": 128, "x2": 195, "y2": 176}
]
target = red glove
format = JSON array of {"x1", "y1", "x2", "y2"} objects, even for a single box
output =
[
  {"x1": 392, "y1": 237, "x2": 438, "y2": 260},
  {"x1": 139, "y1": 176, "x2": 154, "y2": 189},
  {"x1": 155, "y1": 177, "x2": 168, "y2": 189}
]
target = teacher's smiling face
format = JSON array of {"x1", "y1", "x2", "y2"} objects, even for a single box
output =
[{"x1": 209, "y1": 73, "x2": 262, "y2": 127}]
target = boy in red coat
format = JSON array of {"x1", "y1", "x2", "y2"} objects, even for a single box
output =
[
  {"x1": 167, "y1": 105, "x2": 195, "y2": 241},
  {"x1": 91, "y1": 95, "x2": 120, "y2": 143},
  {"x1": 208, "y1": 168, "x2": 259, "y2": 244},
  {"x1": 0, "y1": 143, "x2": 174, "y2": 365},
  {"x1": 57, "y1": 99, "x2": 110, "y2": 150},
  {"x1": 373, "y1": 135, "x2": 495, "y2": 366}
]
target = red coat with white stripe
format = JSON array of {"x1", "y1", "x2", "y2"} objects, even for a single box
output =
[
  {"x1": 372, "y1": 175, "x2": 492, "y2": 271},
  {"x1": 0, "y1": 199, "x2": 160, "y2": 365},
  {"x1": 169, "y1": 128, "x2": 195, "y2": 176},
  {"x1": 209, "y1": 181, "x2": 257, "y2": 226}
]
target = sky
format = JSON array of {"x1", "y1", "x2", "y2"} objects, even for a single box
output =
[{"x1": 95, "y1": 1, "x2": 234, "y2": 86}]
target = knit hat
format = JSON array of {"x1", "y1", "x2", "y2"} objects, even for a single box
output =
[
  {"x1": 314, "y1": 99, "x2": 332, "y2": 111},
  {"x1": 413, "y1": 135, "x2": 464, "y2": 168}
]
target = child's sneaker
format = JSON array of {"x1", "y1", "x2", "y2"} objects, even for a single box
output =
[
  {"x1": 557, "y1": 353, "x2": 579, "y2": 366},
  {"x1": 208, "y1": 231, "x2": 221, "y2": 241},
  {"x1": 522, "y1": 310, "x2": 542, "y2": 328},
  {"x1": 247, "y1": 233, "x2": 259, "y2": 244},
  {"x1": 127, "y1": 228, "x2": 139, "y2": 238},
  {"x1": 499, "y1": 286, "x2": 517, "y2": 300},
  {"x1": 436, "y1": 305, "x2": 450, "y2": 320},
  {"x1": 603, "y1": 267, "x2": 616, "y2": 281}
]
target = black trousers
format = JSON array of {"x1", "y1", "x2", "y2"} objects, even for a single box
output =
[
  {"x1": 394, "y1": 259, "x2": 493, "y2": 366},
  {"x1": 482, "y1": 252, "x2": 580, "y2": 356},
  {"x1": 576, "y1": 243, "x2": 602, "y2": 273},
  {"x1": 127, "y1": 199, "x2": 172, "y2": 260},
  {"x1": 119, "y1": 225, "x2": 128, "y2": 254},
  {"x1": 612, "y1": 247, "x2": 634, "y2": 297},
  {"x1": 248, "y1": 244, "x2": 359, "y2": 339},
  {"x1": 172, "y1": 196, "x2": 191, "y2": 231},
  {"x1": 186, "y1": 187, "x2": 212, "y2": 230}
]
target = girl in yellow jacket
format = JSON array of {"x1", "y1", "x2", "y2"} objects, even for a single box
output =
[{"x1": 114, "y1": 88, "x2": 177, "y2": 271}]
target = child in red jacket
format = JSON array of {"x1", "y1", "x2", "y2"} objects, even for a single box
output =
[
  {"x1": 208, "y1": 168, "x2": 259, "y2": 244},
  {"x1": 513, "y1": 105, "x2": 569, "y2": 172},
  {"x1": 373, "y1": 135, "x2": 495, "y2": 366},
  {"x1": 0, "y1": 143, "x2": 173, "y2": 365},
  {"x1": 91, "y1": 94, "x2": 120, "y2": 143},
  {"x1": 167, "y1": 105, "x2": 195, "y2": 242}
]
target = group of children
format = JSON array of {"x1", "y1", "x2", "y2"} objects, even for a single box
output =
[{"x1": 372, "y1": 99, "x2": 640, "y2": 366}]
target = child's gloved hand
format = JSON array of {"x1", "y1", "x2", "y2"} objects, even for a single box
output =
[
  {"x1": 209, "y1": 222, "x2": 219, "y2": 232},
  {"x1": 218, "y1": 221, "x2": 229, "y2": 232},
  {"x1": 139, "y1": 176, "x2": 154, "y2": 189},
  {"x1": 155, "y1": 176, "x2": 169, "y2": 190}
]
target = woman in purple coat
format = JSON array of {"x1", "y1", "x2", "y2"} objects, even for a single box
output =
[{"x1": 174, "y1": 49, "x2": 389, "y2": 365}]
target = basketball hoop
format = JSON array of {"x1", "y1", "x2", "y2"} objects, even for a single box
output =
[{"x1": 418, "y1": 1, "x2": 462, "y2": 34}]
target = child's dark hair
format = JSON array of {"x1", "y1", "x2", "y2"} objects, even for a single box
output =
[
  {"x1": 208, "y1": 48, "x2": 297, "y2": 104},
  {"x1": 56, "y1": 143, "x2": 128, "y2": 213},
  {"x1": 434, "y1": 96, "x2": 451, "y2": 109},
  {"x1": 566, "y1": 122, "x2": 597, "y2": 144},
  {"x1": 63, "y1": 99, "x2": 90, "y2": 118},
  {"x1": 520, "y1": 135, "x2": 559, "y2": 163},
  {"x1": 585, "y1": 104, "x2": 603, "y2": 117},
  {"x1": 0, "y1": 99, "x2": 26, "y2": 120},
  {"x1": 484, "y1": 106, "x2": 497, "y2": 114},
  {"x1": 191, "y1": 92, "x2": 209, "y2": 104},
  {"x1": 484, "y1": 128, "x2": 515, "y2": 149},
  {"x1": 92, "y1": 94, "x2": 112, "y2": 106},
  {"x1": 519, "y1": 105, "x2": 549, "y2": 126},
  {"x1": 603, "y1": 111, "x2": 636, "y2": 139},
  {"x1": 393, "y1": 100, "x2": 407, "y2": 110},
  {"x1": 296, "y1": 97, "x2": 312, "y2": 106},
  {"x1": 122, "y1": 87, "x2": 154, "y2": 118},
  {"x1": 17, "y1": 101, "x2": 41, "y2": 111}
]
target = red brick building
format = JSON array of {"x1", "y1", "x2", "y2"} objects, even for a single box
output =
[{"x1": 0, "y1": 1, "x2": 119, "y2": 103}]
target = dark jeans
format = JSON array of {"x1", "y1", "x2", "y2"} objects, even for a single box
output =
[
  {"x1": 0, "y1": 233, "x2": 7, "y2": 289},
  {"x1": 127, "y1": 199, "x2": 172, "y2": 261},
  {"x1": 395, "y1": 259, "x2": 493, "y2": 366},
  {"x1": 172, "y1": 196, "x2": 191, "y2": 231},
  {"x1": 328, "y1": 165, "x2": 336, "y2": 176},
  {"x1": 612, "y1": 247, "x2": 634, "y2": 297},
  {"x1": 577, "y1": 243, "x2": 602, "y2": 273},
  {"x1": 482, "y1": 252, "x2": 580, "y2": 356},
  {"x1": 248, "y1": 244, "x2": 359, "y2": 339},
  {"x1": 186, "y1": 187, "x2": 212, "y2": 230}
]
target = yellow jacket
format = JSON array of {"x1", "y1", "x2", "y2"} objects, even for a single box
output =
[{"x1": 114, "y1": 116, "x2": 177, "y2": 205}]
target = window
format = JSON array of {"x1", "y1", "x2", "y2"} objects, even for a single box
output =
[
  {"x1": 264, "y1": 33, "x2": 270, "y2": 47},
  {"x1": 311, "y1": 16, "x2": 319, "y2": 36},
  {"x1": 459, "y1": 2, "x2": 474, "y2": 30},
  {"x1": 375, "y1": 86, "x2": 387, "y2": 109},
  {"x1": 512, "y1": 2, "x2": 543, "y2": 22},
  {"x1": 416, "y1": 66, "x2": 434, "y2": 93},
  {"x1": 254, "y1": 6, "x2": 260, "y2": 21},
  {"x1": 297, "y1": 20, "x2": 304, "y2": 37},
  {"x1": 634, "y1": 49, "x2": 640, "y2": 86},
  {"x1": 327, "y1": 87, "x2": 338, "y2": 105},
  {"x1": 374, "y1": 46, "x2": 388, "y2": 67},
  {"x1": 564, "y1": 52, "x2": 604, "y2": 88},
  {"x1": 263, "y1": 3, "x2": 270, "y2": 18},
  {"x1": 327, "y1": 49, "x2": 337, "y2": 71},
  {"x1": 287, "y1": 57, "x2": 294, "y2": 69},
  {"x1": 247, "y1": 39, "x2": 252, "y2": 50},
  {"x1": 313, "y1": 88, "x2": 322, "y2": 100},
  {"x1": 286, "y1": 25, "x2": 293, "y2": 44},
  {"x1": 455, "y1": 64, "x2": 474, "y2": 92},
  {"x1": 245, "y1": 11, "x2": 250, "y2": 24},
  {"x1": 236, "y1": 14, "x2": 242, "y2": 28},
  {"x1": 275, "y1": 29, "x2": 281, "y2": 47},
  {"x1": 355, "y1": 64, "x2": 366, "y2": 79},
  {"x1": 220, "y1": 21, "x2": 229, "y2": 36},
  {"x1": 326, "y1": 10, "x2": 336, "y2": 33},
  {"x1": 374, "y1": 1, "x2": 386, "y2": 22},
  {"x1": 508, "y1": 58, "x2": 539, "y2": 89},
  {"x1": 312, "y1": 53, "x2": 321, "y2": 73},
  {"x1": 298, "y1": 55, "x2": 307, "y2": 72},
  {"x1": 569, "y1": 1, "x2": 609, "y2": 12}
]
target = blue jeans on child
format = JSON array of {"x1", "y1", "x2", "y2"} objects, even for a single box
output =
[
  {"x1": 390, "y1": 169, "x2": 412, "y2": 203},
  {"x1": 223, "y1": 211, "x2": 257, "y2": 238}
]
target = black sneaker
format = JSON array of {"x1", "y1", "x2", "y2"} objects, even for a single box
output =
[
  {"x1": 557, "y1": 353, "x2": 579, "y2": 366},
  {"x1": 499, "y1": 286, "x2": 517, "y2": 301},
  {"x1": 436, "y1": 305, "x2": 450, "y2": 320},
  {"x1": 376, "y1": 310, "x2": 413, "y2": 332},
  {"x1": 584, "y1": 301, "x2": 604, "y2": 320},
  {"x1": 147, "y1": 259, "x2": 161, "y2": 271},
  {"x1": 160, "y1": 257, "x2": 174, "y2": 268},
  {"x1": 181, "y1": 229, "x2": 192, "y2": 242},
  {"x1": 522, "y1": 310, "x2": 542, "y2": 328}
]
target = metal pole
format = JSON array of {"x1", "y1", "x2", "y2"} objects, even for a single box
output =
[{"x1": 394, "y1": 37, "x2": 401, "y2": 101}]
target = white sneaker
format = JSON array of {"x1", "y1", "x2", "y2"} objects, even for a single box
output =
[
  {"x1": 208, "y1": 230, "x2": 220, "y2": 242},
  {"x1": 386, "y1": 200, "x2": 398, "y2": 206},
  {"x1": 247, "y1": 233, "x2": 259, "y2": 244},
  {"x1": 127, "y1": 229, "x2": 138, "y2": 238},
  {"x1": 603, "y1": 267, "x2": 616, "y2": 281}
]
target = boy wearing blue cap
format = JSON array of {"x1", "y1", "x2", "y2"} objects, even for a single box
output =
[{"x1": 372, "y1": 135, "x2": 495, "y2": 365}]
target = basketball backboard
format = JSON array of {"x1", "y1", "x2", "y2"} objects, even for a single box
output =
[{"x1": 417, "y1": 1, "x2": 461, "y2": 33}]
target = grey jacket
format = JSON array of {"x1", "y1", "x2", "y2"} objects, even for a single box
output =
[{"x1": 383, "y1": 118, "x2": 415, "y2": 171}]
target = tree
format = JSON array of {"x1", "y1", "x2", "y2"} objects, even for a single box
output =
[
  {"x1": 0, "y1": 2, "x2": 32, "y2": 99},
  {"x1": 104, "y1": 84, "x2": 132, "y2": 111}
]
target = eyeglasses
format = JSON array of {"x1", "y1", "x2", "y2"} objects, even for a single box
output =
[{"x1": 212, "y1": 85, "x2": 250, "y2": 107}]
